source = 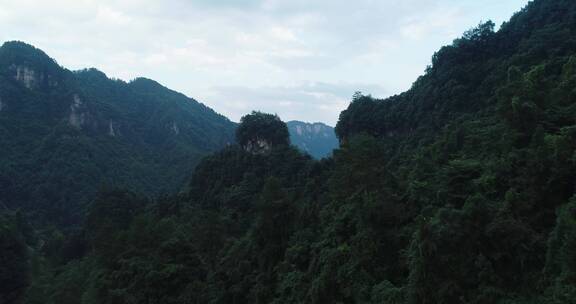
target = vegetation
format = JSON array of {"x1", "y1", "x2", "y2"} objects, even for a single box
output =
[
  {"x1": 2, "y1": 0, "x2": 576, "y2": 303},
  {"x1": 236, "y1": 111, "x2": 290, "y2": 152},
  {"x1": 0, "y1": 212, "x2": 33, "y2": 304},
  {"x1": 0, "y1": 41, "x2": 235, "y2": 226}
]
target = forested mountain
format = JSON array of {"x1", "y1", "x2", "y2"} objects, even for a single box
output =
[
  {"x1": 287, "y1": 120, "x2": 338, "y2": 158},
  {"x1": 0, "y1": 41, "x2": 235, "y2": 225},
  {"x1": 3, "y1": 0, "x2": 576, "y2": 303}
]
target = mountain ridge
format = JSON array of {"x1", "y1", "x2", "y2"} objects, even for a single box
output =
[
  {"x1": 287, "y1": 120, "x2": 338, "y2": 158},
  {"x1": 0, "y1": 41, "x2": 236, "y2": 225},
  {"x1": 4, "y1": 1, "x2": 576, "y2": 303}
]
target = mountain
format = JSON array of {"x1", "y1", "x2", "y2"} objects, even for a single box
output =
[
  {"x1": 0, "y1": 41, "x2": 236, "y2": 225},
  {"x1": 287, "y1": 120, "x2": 338, "y2": 158},
  {"x1": 5, "y1": 0, "x2": 576, "y2": 303}
]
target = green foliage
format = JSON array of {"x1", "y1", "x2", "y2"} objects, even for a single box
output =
[
  {"x1": 0, "y1": 42, "x2": 236, "y2": 226},
  {"x1": 545, "y1": 196, "x2": 576, "y2": 301},
  {"x1": 0, "y1": 212, "x2": 33, "y2": 304},
  {"x1": 236, "y1": 111, "x2": 289, "y2": 150},
  {"x1": 6, "y1": 0, "x2": 576, "y2": 303}
]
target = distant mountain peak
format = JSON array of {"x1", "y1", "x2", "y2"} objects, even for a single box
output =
[
  {"x1": 288, "y1": 120, "x2": 333, "y2": 137},
  {"x1": 0, "y1": 41, "x2": 60, "y2": 69},
  {"x1": 75, "y1": 68, "x2": 108, "y2": 79},
  {"x1": 287, "y1": 120, "x2": 338, "y2": 159},
  {"x1": 0, "y1": 41, "x2": 63, "y2": 89},
  {"x1": 128, "y1": 77, "x2": 170, "y2": 93},
  {"x1": 130, "y1": 77, "x2": 162, "y2": 86},
  {"x1": 1, "y1": 41, "x2": 51, "y2": 57}
]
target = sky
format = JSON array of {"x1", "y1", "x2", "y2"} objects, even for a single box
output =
[{"x1": 0, "y1": 0, "x2": 530, "y2": 125}]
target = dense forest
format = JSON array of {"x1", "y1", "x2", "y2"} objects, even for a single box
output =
[
  {"x1": 0, "y1": 41, "x2": 236, "y2": 226},
  {"x1": 2, "y1": 0, "x2": 576, "y2": 303}
]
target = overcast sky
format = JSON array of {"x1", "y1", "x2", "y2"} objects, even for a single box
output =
[{"x1": 0, "y1": 0, "x2": 529, "y2": 125}]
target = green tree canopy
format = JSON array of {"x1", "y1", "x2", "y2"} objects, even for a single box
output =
[{"x1": 236, "y1": 111, "x2": 290, "y2": 152}]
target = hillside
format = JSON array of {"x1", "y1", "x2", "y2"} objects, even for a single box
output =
[
  {"x1": 0, "y1": 41, "x2": 236, "y2": 225},
  {"x1": 3, "y1": 0, "x2": 576, "y2": 303},
  {"x1": 287, "y1": 120, "x2": 338, "y2": 159}
]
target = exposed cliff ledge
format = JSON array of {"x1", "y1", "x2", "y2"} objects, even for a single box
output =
[
  {"x1": 108, "y1": 121, "x2": 120, "y2": 137},
  {"x1": 14, "y1": 65, "x2": 40, "y2": 89},
  {"x1": 244, "y1": 138, "x2": 272, "y2": 154},
  {"x1": 68, "y1": 95, "x2": 122, "y2": 137},
  {"x1": 9, "y1": 64, "x2": 58, "y2": 89},
  {"x1": 69, "y1": 94, "x2": 87, "y2": 129},
  {"x1": 171, "y1": 121, "x2": 180, "y2": 136}
]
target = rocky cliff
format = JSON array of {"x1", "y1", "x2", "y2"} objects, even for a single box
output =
[{"x1": 287, "y1": 120, "x2": 338, "y2": 158}]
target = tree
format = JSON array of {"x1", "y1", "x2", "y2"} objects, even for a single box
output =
[
  {"x1": 0, "y1": 213, "x2": 31, "y2": 304},
  {"x1": 236, "y1": 111, "x2": 289, "y2": 153}
]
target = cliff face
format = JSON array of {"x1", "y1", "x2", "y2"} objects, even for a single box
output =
[
  {"x1": 0, "y1": 41, "x2": 236, "y2": 225},
  {"x1": 244, "y1": 138, "x2": 273, "y2": 154},
  {"x1": 287, "y1": 120, "x2": 338, "y2": 158}
]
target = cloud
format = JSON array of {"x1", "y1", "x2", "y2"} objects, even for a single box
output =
[
  {"x1": 400, "y1": 8, "x2": 462, "y2": 41},
  {"x1": 205, "y1": 82, "x2": 389, "y2": 125},
  {"x1": 96, "y1": 6, "x2": 132, "y2": 25},
  {"x1": 0, "y1": 0, "x2": 530, "y2": 124}
]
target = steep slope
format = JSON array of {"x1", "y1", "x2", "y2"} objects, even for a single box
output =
[
  {"x1": 12, "y1": 1, "x2": 576, "y2": 303},
  {"x1": 336, "y1": 0, "x2": 576, "y2": 141},
  {"x1": 0, "y1": 41, "x2": 235, "y2": 225},
  {"x1": 287, "y1": 120, "x2": 338, "y2": 158}
]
